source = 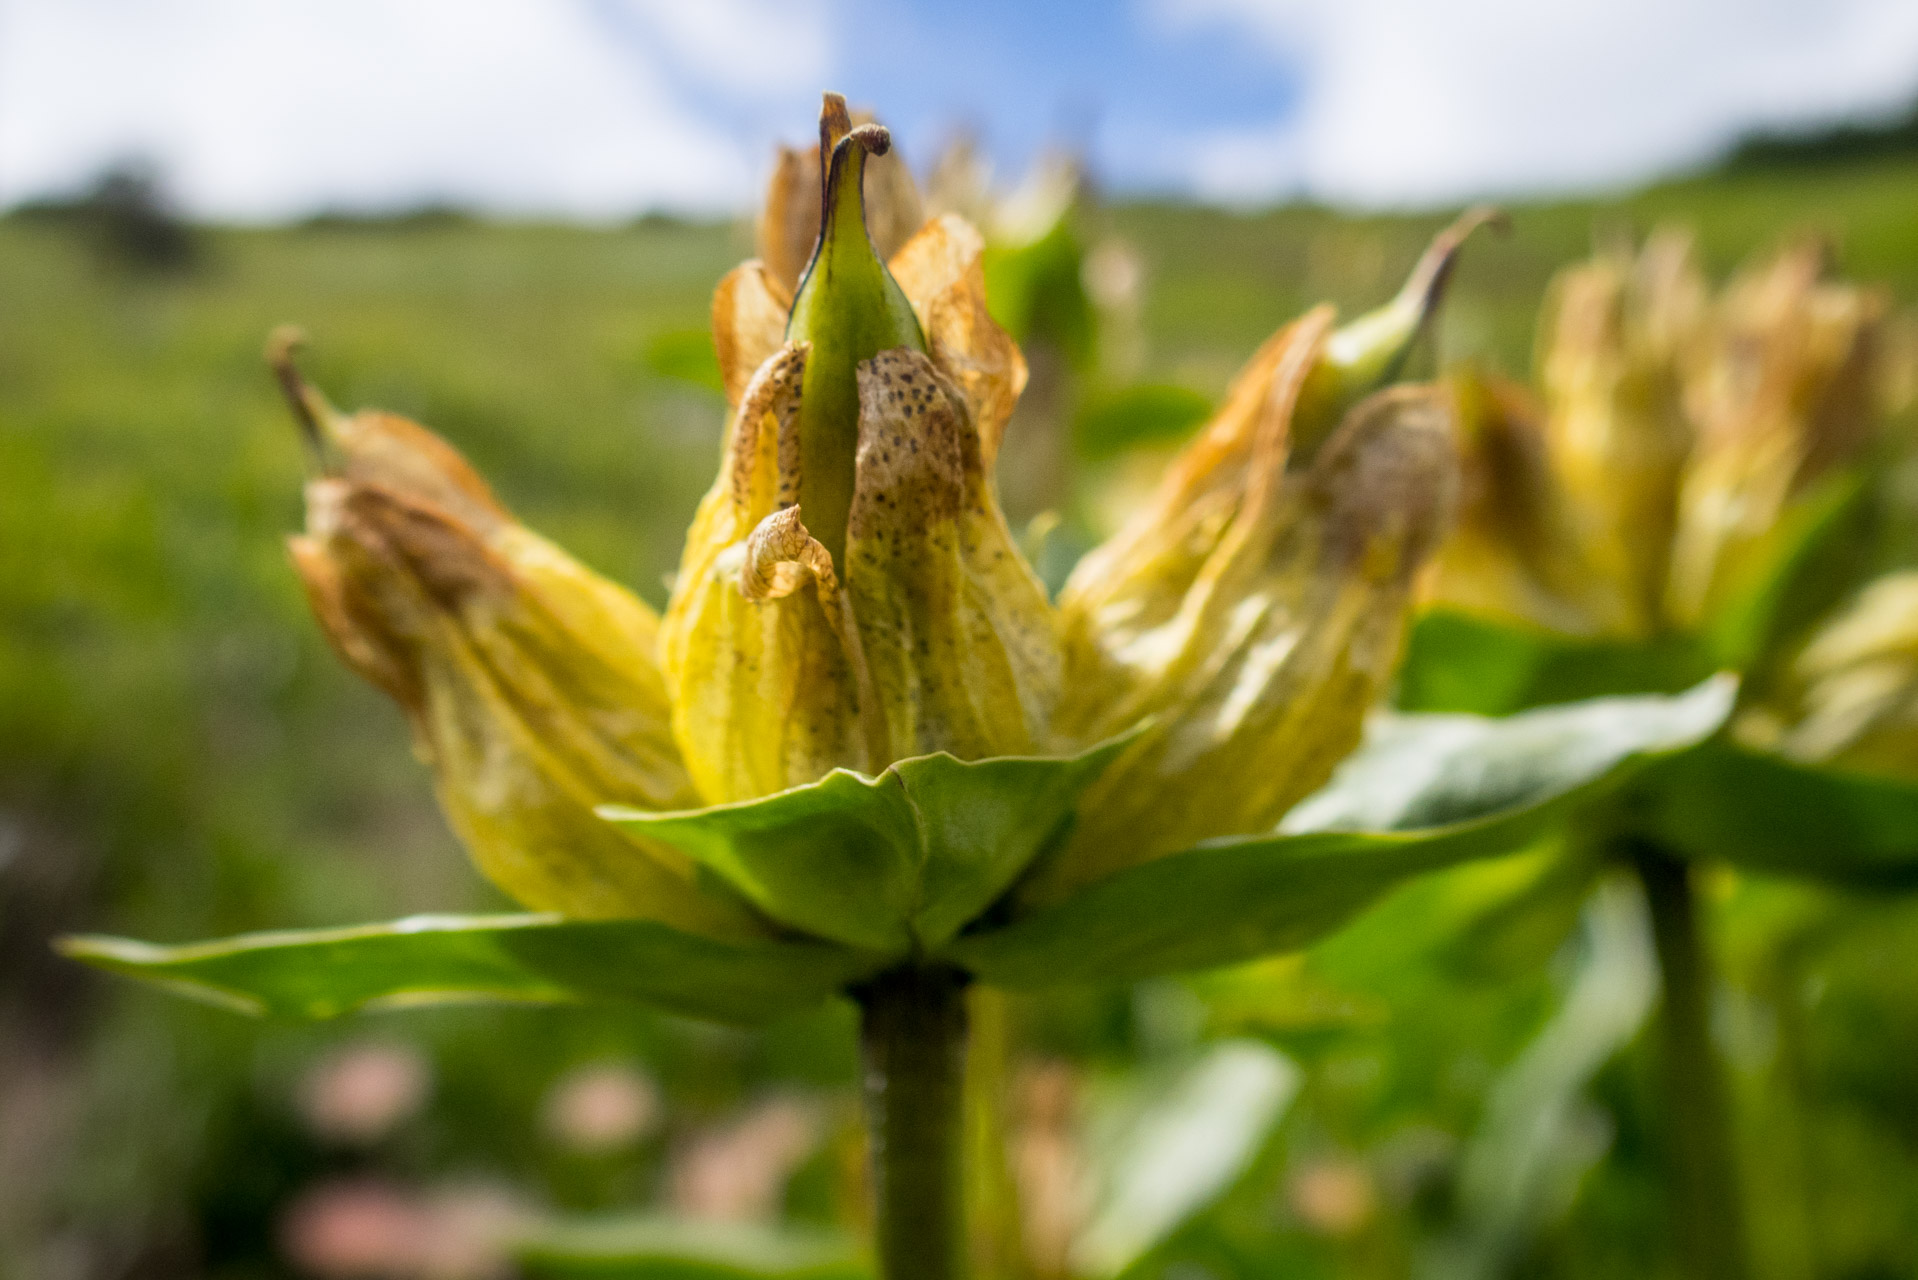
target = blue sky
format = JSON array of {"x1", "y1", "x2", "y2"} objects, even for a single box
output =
[{"x1": 4, "y1": 0, "x2": 1918, "y2": 219}]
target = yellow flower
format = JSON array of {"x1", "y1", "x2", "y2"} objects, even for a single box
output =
[
  {"x1": 1431, "y1": 232, "x2": 1897, "y2": 640},
  {"x1": 1743, "y1": 571, "x2": 1918, "y2": 773},
  {"x1": 277, "y1": 96, "x2": 1474, "y2": 935}
]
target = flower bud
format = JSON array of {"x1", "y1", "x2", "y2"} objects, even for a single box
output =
[
  {"x1": 662, "y1": 96, "x2": 1056, "y2": 804},
  {"x1": 270, "y1": 331, "x2": 760, "y2": 937}
]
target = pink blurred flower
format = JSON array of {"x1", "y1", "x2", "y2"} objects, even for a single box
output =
[
  {"x1": 670, "y1": 1095, "x2": 823, "y2": 1223},
  {"x1": 542, "y1": 1062, "x2": 660, "y2": 1153},
  {"x1": 280, "y1": 1178, "x2": 526, "y2": 1280},
  {"x1": 298, "y1": 1042, "x2": 430, "y2": 1145},
  {"x1": 1287, "y1": 1156, "x2": 1377, "y2": 1238}
]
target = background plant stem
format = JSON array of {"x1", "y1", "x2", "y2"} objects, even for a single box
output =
[
  {"x1": 1631, "y1": 842, "x2": 1750, "y2": 1280},
  {"x1": 858, "y1": 965, "x2": 972, "y2": 1280}
]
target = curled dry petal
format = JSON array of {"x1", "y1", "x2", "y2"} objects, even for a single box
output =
[
  {"x1": 272, "y1": 339, "x2": 760, "y2": 936},
  {"x1": 1032, "y1": 315, "x2": 1460, "y2": 901},
  {"x1": 712, "y1": 262, "x2": 793, "y2": 409},
  {"x1": 741, "y1": 505, "x2": 838, "y2": 602},
  {"x1": 1665, "y1": 238, "x2": 1889, "y2": 627},
  {"x1": 888, "y1": 213, "x2": 1030, "y2": 465}
]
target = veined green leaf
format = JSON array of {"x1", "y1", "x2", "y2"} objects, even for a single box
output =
[
  {"x1": 1398, "y1": 610, "x2": 1712, "y2": 716},
  {"x1": 945, "y1": 679, "x2": 1734, "y2": 985},
  {"x1": 517, "y1": 1216, "x2": 869, "y2": 1280},
  {"x1": 59, "y1": 914, "x2": 882, "y2": 1026},
  {"x1": 1638, "y1": 742, "x2": 1918, "y2": 887},
  {"x1": 603, "y1": 735, "x2": 1135, "y2": 955}
]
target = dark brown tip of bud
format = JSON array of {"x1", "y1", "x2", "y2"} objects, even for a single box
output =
[{"x1": 845, "y1": 123, "x2": 891, "y2": 158}]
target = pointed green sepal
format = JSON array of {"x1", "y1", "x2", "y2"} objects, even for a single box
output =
[
  {"x1": 602, "y1": 731, "x2": 1140, "y2": 956},
  {"x1": 1292, "y1": 205, "x2": 1506, "y2": 459},
  {"x1": 785, "y1": 93, "x2": 927, "y2": 572}
]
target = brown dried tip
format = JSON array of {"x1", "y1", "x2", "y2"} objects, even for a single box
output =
[
  {"x1": 817, "y1": 93, "x2": 853, "y2": 193},
  {"x1": 265, "y1": 324, "x2": 330, "y2": 466}
]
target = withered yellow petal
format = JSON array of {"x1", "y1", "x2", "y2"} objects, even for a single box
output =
[
  {"x1": 1029, "y1": 385, "x2": 1458, "y2": 902},
  {"x1": 292, "y1": 481, "x2": 760, "y2": 938},
  {"x1": 1756, "y1": 572, "x2": 1918, "y2": 774},
  {"x1": 1054, "y1": 309, "x2": 1333, "y2": 744}
]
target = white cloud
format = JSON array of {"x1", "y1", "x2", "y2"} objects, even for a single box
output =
[
  {"x1": 0, "y1": 0, "x2": 832, "y2": 219},
  {"x1": 1149, "y1": 0, "x2": 1918, "y2": 206}
]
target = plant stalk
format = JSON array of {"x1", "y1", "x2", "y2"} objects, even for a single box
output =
[
  {"x1": 857, "y1": 965, "x2": 972, "y2": 1280},
  {"x1": 1630, "y1": 842, "x2": 1749, "y2": 1280}
]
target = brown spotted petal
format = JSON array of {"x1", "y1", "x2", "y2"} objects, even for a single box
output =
[
  {"x1": 1027, "y1": 385, "x2": 1459, "y2": 903},
  {"x1": 287, "y1": 420, "x2": 761, "y2": 938},
  {"x1": 660, "y1": 344, "x2": 870, "y2": 802},
  {"x1": 888, "y1": 213, "x2": 1029, "y2": 464},
  {"x1": 842, "y1": 348, "x2": 1061, "y2": 765},
  {"x1": 1664, "y1": 239, "x2": 1889, "y2": 627}
]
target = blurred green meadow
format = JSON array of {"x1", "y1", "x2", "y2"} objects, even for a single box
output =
[{"x1": 8, "y1": 157, "x2": 1918, "y2": 1278}]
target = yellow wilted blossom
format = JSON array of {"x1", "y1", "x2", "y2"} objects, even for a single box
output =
[
  {"x1": 276, "y1": 95, "x2": 1472, "y2": 937},
  {"x1": 271, "y1": 330, "x2": 761, "y2": 938},
  {"x1": 1431, "y1": 232, "x2": 1898, "y2": 641}
]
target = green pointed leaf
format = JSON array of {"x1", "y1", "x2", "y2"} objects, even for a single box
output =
[
  {"x1": 603, "y1": 736, "x2": 1135, "y2": 955},
  {"x1": 1638, "y1": 742, "x2": 1918, "y2": 887},
  {"x1": 1397, "y1": 610, "x2": 1713, "y2": 716},
  {"x1": 59, "y1": 914, "x2": 881, "y2": 1026},
  {"x1": 945, "y1": 679, "x2": 1734, "y2": 985},
  {"x1": 517, "y1": 1217, "x2": 869, "y2": 1280}
]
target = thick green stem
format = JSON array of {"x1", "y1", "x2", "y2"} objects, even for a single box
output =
[
  {"x1": 1631, "y1": 843, "x2": 1749, "y2": 1280},
  {"x1": 857, "y1": 965, "x2": 971, "y2": 1280}
]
